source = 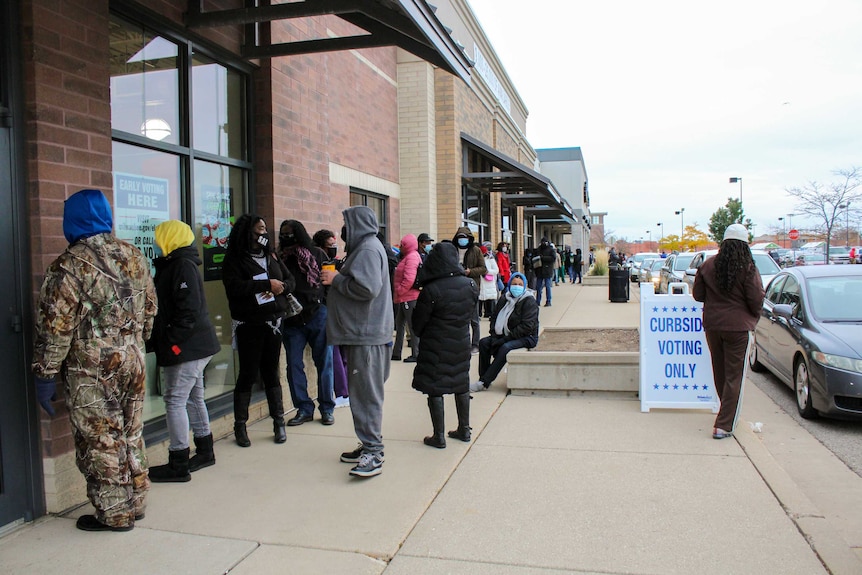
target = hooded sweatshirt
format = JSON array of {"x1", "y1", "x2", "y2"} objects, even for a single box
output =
[
  {"x1": 150, "y1": 221, "x2": 220, "y2": 366},
  {"x1": 63, "y1": 188, "x2": 113, "y2": 244},
  {"x1": 393, "y1": 233, "x2": 422, "y2": 303},
  {"x1": 326, "y1": 206, "x2": 394, "y2": 345}
]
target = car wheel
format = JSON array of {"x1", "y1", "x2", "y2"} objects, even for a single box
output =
[
  {"x1": 748, "y1": 337, "x2": 765, "y2": 373},
  {"x1": 794, "y1": 357, "x2": 818, "y2": 419}
]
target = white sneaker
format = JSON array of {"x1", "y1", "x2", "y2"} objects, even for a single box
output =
[
  {"x1": 334, "y1": 396, "x2": 350, "y2": 409},
  {"x1": 469, "y1": 380, "x2": 486, "y2": 392}
]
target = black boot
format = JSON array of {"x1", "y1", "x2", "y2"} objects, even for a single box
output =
[
  {"x1": 266, "y1": 386, "x2": 287, "y2": 444},
  {"x1": 234, "y1": 390, "x2": 252, "y2": 447},
  {"x1": 188, "y1": 434, "x2": 215, "y2": 472},
  {"x1": 423, "y1": 396, "x2": 446, "y2": 448},
  {"x1": 149, "y1": 448, "x2": 191, "y2": 483},
  {"x1": 448, "y1": 392, "x2": 471, "y2": 442},
  {"x1": 234, "y1": 422, "x2": 251, "y2": 448}
]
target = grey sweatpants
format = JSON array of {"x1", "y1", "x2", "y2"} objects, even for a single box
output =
[{"x1": 343, "y1": 344, "x2": 390, "y2": 454}]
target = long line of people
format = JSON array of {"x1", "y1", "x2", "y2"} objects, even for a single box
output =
[{"x1": 32, "y1": 191, "x2": 552, "y2": 532}]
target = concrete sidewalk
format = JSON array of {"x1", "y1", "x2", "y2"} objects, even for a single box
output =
[{"x1": 2, "y1": 278, "x2": 861, "y2": 574}]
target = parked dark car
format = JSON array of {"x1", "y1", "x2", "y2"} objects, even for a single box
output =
[{"x1": 749, "y1": 266, "x2": 862, "y2": 420}]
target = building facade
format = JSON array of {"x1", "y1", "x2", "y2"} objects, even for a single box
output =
[{"x1": 0, "y1": 0, "x2": 585, "y2": 528}]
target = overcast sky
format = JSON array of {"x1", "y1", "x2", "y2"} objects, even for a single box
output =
[{"x1": 467, "y1": 0, "x2": 862, "y2": 244}]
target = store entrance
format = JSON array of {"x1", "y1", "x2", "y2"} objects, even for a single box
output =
[{"x1": 0, "y1": 4, "x2": 41, "y2": 529}]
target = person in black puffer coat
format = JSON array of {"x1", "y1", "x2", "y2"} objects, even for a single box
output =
[
  {"x1": 148, "y1": 220, "x2": 221, "y2": 482},
  {"x1": 412, "y1": 241, "x2": 479, "y2": 448}
]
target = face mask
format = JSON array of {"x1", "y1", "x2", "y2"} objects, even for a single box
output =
[
  {"x1": 509, "y1": 285, "x2": 525, "y2": 298},
  {"x1": 457, "y1": 238, "x2": 469, "y2": 248},
  {"x1": 424, "y1": 244, "x2": 432, "y2": 254},
  {"x1": 340, "y1": 226, "x2": 348, "y2": 244},
  {"x1": 501, "y1": 246, "x2": 508, "y2": 253},
  {"x1": 153, "y1": 244, "x2": 163, "y2": 258},
  {"x1": 256, "y1": 233, "x2": 270, "y2": 250},
  {"x1": 326, "y1": 246, "x2": 338, "y2": 260}
]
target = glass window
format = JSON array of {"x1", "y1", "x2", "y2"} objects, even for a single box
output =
[
  {"x1": 461, "y1": 184, "x2": 488, "y2": 242},
  {"x1": 350, "y1": 189, "x2": 388, "y2": 241},
  {"x1": 192, "y1": 54, "x2": 245, "y2": 159},
  {"x1": 110, "y1": 14, "x2": 251, "y2": 425},
  {"x1": 110, "y1": 18, "x2": 180, "y2": 144},
  {"x1": 765, "y1": 275, "x2": 786, "y2": 304}
]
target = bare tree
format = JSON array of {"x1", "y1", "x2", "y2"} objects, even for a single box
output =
[{"x1": 785, "y1": 167, "x2": 862, "y2": 256}]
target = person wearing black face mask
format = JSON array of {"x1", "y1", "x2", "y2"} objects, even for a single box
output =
[
  {"x1": 278, "y1": 220, "x2": 335, "y2": 426},
  {"x1": 452, "y1": 227, "x2": 486, "y2": 354},
  {"x1": 222, "y1": 214, "x2": 296, "y2": 446}
]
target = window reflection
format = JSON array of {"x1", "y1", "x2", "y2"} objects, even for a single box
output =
[
  {"x1": 192, "y1": 54, "x2": 245, "y2": 159},
  {"x1": 109, "y1": 17, "x2": 179, "y2": 144}
]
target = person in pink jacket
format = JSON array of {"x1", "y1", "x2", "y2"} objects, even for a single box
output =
[{"x1": 392, "y1": 233, "x2": 423, "y2": 362}]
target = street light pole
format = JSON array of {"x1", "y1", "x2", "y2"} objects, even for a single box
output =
[
  {"x1": 839, "y1": 202, "x2": 851, "y2": 246},
  {"x1": 787, "y1": 213, "x2": 795, "y2": 248},
  {"x1": 656, "y1": 222, "x2": 664, "y2": 250},
  {"x1": 674, "y1": 209, "x2": 685, "y2": 248},
  {"x1": 646, "y1": 230, "x2": 651, "y2": 248},
  {"x1": 778, "y1": 217, "x2": 785, "y2": 248},
  {"x1": 729, "y1": 177, "x2": 742, "y2": 204}
]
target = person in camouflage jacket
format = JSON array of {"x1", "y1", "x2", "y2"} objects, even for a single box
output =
[{"x1": 32, "y1": 189, "x2": 157, "y2": 532}]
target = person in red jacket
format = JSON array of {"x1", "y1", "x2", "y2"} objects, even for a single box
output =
[
  {"x1": 693, "y1": 224, "x2": 765, "y2": 439},
  {"x1": 495, "y1": 241, "x2": 511, "y2": 285}
]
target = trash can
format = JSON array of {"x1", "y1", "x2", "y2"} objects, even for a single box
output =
[{"x1": 609, "y1": 266, "x2": 630, "y2": 302}]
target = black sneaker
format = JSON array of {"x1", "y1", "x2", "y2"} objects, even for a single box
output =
[
  {"x1": 340, "y1": 444, "x2": 385, "y2": 463},
  {"x1": 76, "y1": 515, "x2": 134, "y2": 532},
  {"x1": 349, "y1": 452, "x2": 384, "y2": 478}
]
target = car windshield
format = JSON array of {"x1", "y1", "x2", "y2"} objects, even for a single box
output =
[
  {"x1": 752, "y1": 253, "x2": 780, "y2": 275},
  {"x1": 807, "y1": 277, "x2": 862, "y2": 322},
  {"x1": 632, "y1": 253, "x2": 658, "y2": 264},
  {"x1": 650, "y1": 259, "x2": 664, "y2": 271},
  {"x1": 673, "y1": 254, "x2": 695, "y2": 271}
]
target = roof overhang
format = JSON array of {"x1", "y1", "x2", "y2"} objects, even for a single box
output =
[
  {"x1": 460, "y1": 133, "x2": 575, "y2": 221},
  {"x1": 185, "y1": 0, "x2": 471, "y2": 84}
]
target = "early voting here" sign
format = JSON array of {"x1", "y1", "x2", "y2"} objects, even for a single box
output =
[{"x1": 639, "y1": 283, "x2": 718, "y2": 413}]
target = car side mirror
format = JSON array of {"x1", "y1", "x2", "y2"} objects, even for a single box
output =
[
  {"x1": 773, "y1": 303, "x2": 794, "y2": 320},
  {"x1": 685, "y1": 268, "x2": 696, "y2": 277}
]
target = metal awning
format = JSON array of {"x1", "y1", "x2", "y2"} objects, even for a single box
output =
[
  {"x1": 460, "y1": 133, "x2": 575, "y2": 222},
  {"x1": 185, "y1": 0, "x2": 471, "y2": 83}
]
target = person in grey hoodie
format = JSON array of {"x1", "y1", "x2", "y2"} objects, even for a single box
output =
[{"x1": 322, "y1": 206, "x2": 393, "y2": 478}]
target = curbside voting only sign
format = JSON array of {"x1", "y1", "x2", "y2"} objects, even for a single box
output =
[{"x1": 639, "y1": 283, "x2": 718, "y2": 413}]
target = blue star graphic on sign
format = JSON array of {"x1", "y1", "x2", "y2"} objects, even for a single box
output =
[
  {"x1": 654, "y1": 384, "x2": 659, "y2": 390},
  {"x1": 662, "y1": 306, "x2": 668, "y2": 312},
  {"x1": 681, "y1": 306, "x2": 688, "y2": 312},
  {"x1": 702, "y1": 385, "x2": 709, "y2": 391},
  {"x1": 683, "y1": 384, "x2": 689, "y2": 390},
  {"x1": 672, "y1": 306, "x2": 679, "y2": 312},
  {"x1": 673, "y1": 384, "x2": 679, "y2": 390},
  {"x1": 693, "y1": 385, "x2": 699, "y2": 390},
  {"x1": 691, "y1": 306, "x2": 698, "y2": 313},
  {"x1": 663, "y1": 384, "x2": 669, "y2": 390},
  {"x1": 653, "y1": 306, "x2": 658, "y2": 312}
]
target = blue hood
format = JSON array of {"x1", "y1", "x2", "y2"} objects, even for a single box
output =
[{"x1": 63, "y1": 189, "x2": 113, "y2": 244}]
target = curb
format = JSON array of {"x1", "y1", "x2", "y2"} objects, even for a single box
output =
[{"x1": 735, "y1": 422, "x2": 862, "y2": 575}]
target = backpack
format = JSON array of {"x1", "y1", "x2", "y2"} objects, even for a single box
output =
[{"x1": 412, "y1": 260, "x2": 424, "y2": 290}]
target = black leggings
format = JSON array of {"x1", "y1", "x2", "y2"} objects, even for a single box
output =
[{"x1": 235, "y1": 321, "x2": 283, "y2": 394}]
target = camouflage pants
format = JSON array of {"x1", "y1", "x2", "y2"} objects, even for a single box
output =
[{"x1": 66, "y1": 344, "x2": 149, "y2": 528}]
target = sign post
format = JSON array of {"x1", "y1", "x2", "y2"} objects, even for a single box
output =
[{"x1": 639, "y1": 283, "x2": 717, "y2": 413}]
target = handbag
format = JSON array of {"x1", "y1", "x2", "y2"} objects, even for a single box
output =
[
  {"x1": 412, "y1": 261, "x2": 424, "y2": 290},
  {"x1": 531, "y1": 255, "x2": 542, "y2": 269}
]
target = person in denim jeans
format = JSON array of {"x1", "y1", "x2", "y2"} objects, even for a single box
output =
[
  {"x1": 535, "y1": 237, "x2": 556, "y2": 306},
  {"x1": 278, "y1": 220, "x2": 335, "y2": 426}
]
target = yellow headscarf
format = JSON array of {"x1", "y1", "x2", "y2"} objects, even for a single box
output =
[{"x1": 155, "y1": 220, "x2": 195, "y2": 257}]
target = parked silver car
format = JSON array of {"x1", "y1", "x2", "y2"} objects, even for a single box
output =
[
  {"x1": 683, "y1": 249, "x2": 780, "y2": 291},
  {"x1": 658, "y1": 252, "x2": 696, "y2": 294},
  {"x1": 628, "y1": 252, "x2": 661, "y2": 282},
  {"x1": 750, "y1": 266, "x2": 862, "y2": 419}
]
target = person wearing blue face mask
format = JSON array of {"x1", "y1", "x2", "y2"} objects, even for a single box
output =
[
  {"x1": 417, "y1": 232, "x2": 434, "y2": 262},
  {"x1": 471, "y1": 273, "x2": 539, "y2": 392}
]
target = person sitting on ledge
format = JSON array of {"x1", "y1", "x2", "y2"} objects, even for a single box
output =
[{"x1": 471, "y1": 273, "x2": 539, "y2": 392}]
